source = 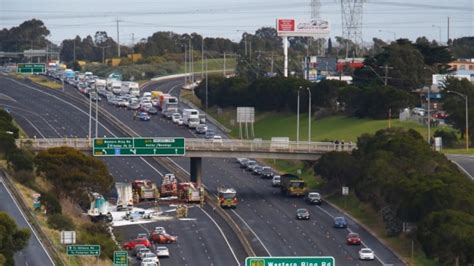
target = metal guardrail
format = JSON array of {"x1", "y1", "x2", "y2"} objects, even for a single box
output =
[{"x1": 16, "y1": 138, "x2": 357, "y2": 154}]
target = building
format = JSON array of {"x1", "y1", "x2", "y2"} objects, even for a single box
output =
[{"x1": 449, "y1": 59, "x2": 474, "y2": 71}]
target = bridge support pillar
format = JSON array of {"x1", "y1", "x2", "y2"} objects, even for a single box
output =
[{"x1": 190, "y1": 157, "x2": 202, "y2": 186}]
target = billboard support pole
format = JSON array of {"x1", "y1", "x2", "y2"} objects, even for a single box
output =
[{"x1": 283, "y1": 36, "x2": 288, "y2": 77}]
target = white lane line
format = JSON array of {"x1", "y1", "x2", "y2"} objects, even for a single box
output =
[
  {"x1": 316, "y1": 205, "x2": 387, "y2": 265},
  {"x1": 199, "y1": 207, "x2": 240, "y2": 266},
  {"x1": 231, "y1": 209, "x2": 272, "y2": 256},
  {"x1": 449, "y1": 160, "x2": 474, "y2": 180},
  {"x1": 168, "y1": 84, "x2": 181, "y2": 95},
  {"x1": 0, "y1": 177, "x2": 55, "y2": 266}
]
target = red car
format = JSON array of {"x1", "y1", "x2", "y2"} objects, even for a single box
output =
[
  {"x1": 346, "y1": 233, "x2": 361, "y2": 245},
  {"x1": 122, "y1": 238, "x2": 151, "y2": 250},
  {"x1": 150, "y1": 232, "x2": 177, "y2": 244}
]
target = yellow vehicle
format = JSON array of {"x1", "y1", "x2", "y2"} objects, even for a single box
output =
[
  {"x1": 280, "y1": 174, "x2": 307, "y2": 196},
  {"x1": 217, "y1": 187, "x2": 237, "y2": 208},
  {"x1": 151, "y1": 90, "x2": 163, "y2": 98}
]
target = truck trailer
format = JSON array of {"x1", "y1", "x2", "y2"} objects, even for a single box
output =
[{"x1": 280, "y1": 174, "x2": 307, "y2": 196}]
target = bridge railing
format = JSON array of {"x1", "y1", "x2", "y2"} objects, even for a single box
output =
[
  {"x1": 16, "y1": 138, "x2": 357, "y2": 153},
  {"x1": 185, "y1": 138, "x2": 356, "y2": 153}
]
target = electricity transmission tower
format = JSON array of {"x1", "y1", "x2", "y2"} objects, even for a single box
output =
[
  {"x1": 340, "y1": 0, "x2": 365, "y2": 57},
  {"x1": 311, "y1": 0, "x2": 321, "y2": 19}
]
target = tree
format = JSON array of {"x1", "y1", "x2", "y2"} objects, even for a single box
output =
[
  {"x1": 0, "y1": 19, "x2": 50, "y2": 52},
  {"x1": 314, "y1": 151, "x2": 360, "y2": 190},
  {"x1": 35, "y1": 147, "x2": 113, "y2": 202},
  {"x1": 451, "y1": 37, "x2": 474, "y2": 59},
  {"x1": 327, "y1": 38, "x2": 333, "y2": 55},
  {"x1": 0, "y1": 212, "x2": 31, "y2": 266},
  {"x1": 441, "y1": 77, "x2": 474, "y2": 142}
]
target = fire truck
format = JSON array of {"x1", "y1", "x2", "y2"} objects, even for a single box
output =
[
  {"x1": 160, "y1": 173, "x2": 178, "y2": 197},
  {"x1": 132, "y1": 180, "x2": 159, "y2": 202},
  {"x1": 178, "y1": 182, "x2": 202, "y2": 203},
  {"x1": 217, "y1": 187, "x2": 237, "y2": 208}
]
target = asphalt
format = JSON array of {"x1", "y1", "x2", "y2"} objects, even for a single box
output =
[
  {"x1": 446, "y1": 154, "x2": 474, "y2": 180},
  {"x1": 0, "y1": 76, "x2": 243, "y2": 266},
  {"x1": 111, "y1": 78, "x2": 404, "y2": 265},
  {"x1": 0, "y1": 177, "x2": 54, "y2": 266}
]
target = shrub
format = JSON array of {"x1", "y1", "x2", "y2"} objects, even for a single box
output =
[
  {"x1": 7, "y1": 148, "x2": 34, "y2": 171},
  {"x1": 40, "y1": 192, "x2": 62, "y2": 215},
  {"x1": 13, "y1": 170, "x2": 35, "y2": 187},
  {"x1": 79, "y1": 223, "x2": 115, "y2": 259},
  {"x1": 47, "y1": 214, "x2": 75, "y2": 231},
  {"x1": 434, "y1": 129, "x2": 458, "y2": 148}
]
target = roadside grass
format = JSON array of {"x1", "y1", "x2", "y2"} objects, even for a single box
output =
[
  {"x1": 178, "y1": 58, "x2": 236, "y2": 74},
  {"x1": 263, "y1": 159, "x2": 321, "y2": 190},
  {"x1": 27, "y1": 75, "x2": 63, "y2": 90},
  {"x1": 441, "y1": 148, "x2": 474, "y2": 155},
  {"x1": 180, "y1": 89, "x2": 203, "y2": 108}
]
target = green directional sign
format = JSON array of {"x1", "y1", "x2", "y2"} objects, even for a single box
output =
[
  {"x1": 245, "y1": 257, "x2": 335, "y2": 266},
  {"x1": 17, "y1": 63, "x2": 45, "y2": 74},
  {"x1": 113, "y1": 251, "x2": 128, "y2": 266},
  {"x1": 93, "y1": 137, "x2": 185, "y2": 157},
  {"x1": 67, "y1": 245, "x2": 100, "y2": 256}
]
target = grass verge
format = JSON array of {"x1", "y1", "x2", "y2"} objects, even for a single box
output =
[
  {"x1": 178, "y1": 58, "x2": 236, "y2": 74},
  {"x1": 27, "y1": 75, "x2": 63, "y2": 90}
]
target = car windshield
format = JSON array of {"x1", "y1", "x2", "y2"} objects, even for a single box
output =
[
  {"x1": 297, "y1": 209, "x2": 307, "y2": 213},
  {"x1": 290, "y1": 182, "x2": 305, "y2": 188},
  {"x1": 336, "y1": 217, "x2": 346, "y2": 223},
  {"x1": 361, "y1": 249, "x2": 372, "y2": 254}
]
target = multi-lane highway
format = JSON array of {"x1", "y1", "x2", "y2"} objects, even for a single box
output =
[
  {"x1": 0, "y1": 76, "x2": 244, "y2": 266},
  {"x1": 0, "y1": 175, "x2": 54, "y2": 266},
  {"x1": 447, "y1": 154, "x2": 474, "y2": 181},
  {"x1": 0, "y1": 74, "x2": 405, "y2": 265}
]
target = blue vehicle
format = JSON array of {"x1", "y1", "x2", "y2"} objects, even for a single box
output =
[
  {"x1": 137, "y1": 112, "x2": 150, "y2": 121},
  {"x1": 334, "y1": 216, "x2": 348, "y2": 228}
]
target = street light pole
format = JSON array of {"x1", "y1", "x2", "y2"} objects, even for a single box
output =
[
  {"x1": 95, "y1": 89, "x2": 99, "y2": 138},
  {"x1": 297, "y1": 86, "x2": 301, "y2": 142},
  {"x1": 447, "y1": 90, "x2": 469, "y2": 151},
  {"x1": 88, "y1": 94, "x2": 92, "y2": 140},
  {"x1": 307, "y1": 87, "x2": 312, "y2": 142}
]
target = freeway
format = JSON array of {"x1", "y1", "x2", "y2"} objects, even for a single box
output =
[
  {"x1": 0, "y1": 176, "x2": 54, "y2": 266},
  {"x1": 99, "y1": 77, "x2": 404, "y2": 265},
  {"x1": 1, "y1": 74, "x2": 405, "y2": 265},
  {"x1": 0, "y1": 76, "x2": 245, "y2": 266}
]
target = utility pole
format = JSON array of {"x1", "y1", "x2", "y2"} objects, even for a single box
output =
[
  {"x1": 184, "y1": 44, "x2": 187, "y2": 84},
  {"x1": 271, "y1": 51, "x2": 274, "y2": 74},
  {"x1": 379, "y1": 64, "x2": 392, "y2": 86},
  {"x1": 73, "y1": 39, "x2": 76, "y2": 62},
  {"x1": 201, "y1": 37, "x2": 204, "y2": 79},
  {"x1": 205, "y1": 56, "x2": 208, "y2": 109},
  {"x1": 297, "y1": 86, "x2": 301, "y2": 142},
  {"x1": 116, "y1": 19, "x2": 121, "y2": 57},
  {"x1": 447, "y1": 16, "x2": 451, "y2": 45},
  {"x1": 131, "y1": 33, "x2": 135, "y2": 63},
  {"x1": 223, "y1": 52, "x2": 226, "y2": 77}
]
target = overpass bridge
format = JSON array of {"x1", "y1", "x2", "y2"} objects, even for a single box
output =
[{"x1": 16, "y1": 137, "x2": 356, "y2": 184}]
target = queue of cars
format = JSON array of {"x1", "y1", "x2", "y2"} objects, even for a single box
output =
[
  {"x1": 235, "y1": 156, "x2": 375, "y2": 261},
  {"x1": 122, "y1": 226, "x2": 176, "y2": 266}
]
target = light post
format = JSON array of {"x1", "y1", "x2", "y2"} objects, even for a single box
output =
[
  {"x1": 447, "y1": 90, "x2": 469, "y2": 151},
  {"x1": 432, "y1": 25, "x2": 442, "y2": 44},
  {"x1": 88, "y1": 92, "x2": 92, "y2": 140},
  {"x1": 378, "y1": 30, "x2": 397, "y2": 41},
  {"x1": 297, "y1": 86, "x2": 301, "y2": 142},
  {"x1": 95, "y1": 88, "x2": 99, "y2": 138},
  {"x1": 306, "y1": 87, "x2": 312, "y2": 142}
]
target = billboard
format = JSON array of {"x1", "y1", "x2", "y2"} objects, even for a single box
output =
[
  {"x1": 237, "y1": 107, "x2": 255, "y2": 123},
  {"x1": 277, "y1": 18, "x2": 330, "y2": 38}
]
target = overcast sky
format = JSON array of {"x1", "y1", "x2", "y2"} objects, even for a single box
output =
[{"x1": 1, "y1": 0, "x2": 472, "y2": 45}]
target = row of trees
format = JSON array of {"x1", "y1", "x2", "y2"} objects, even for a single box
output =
[
  {"x1": 195, "y1": 75, "x2": 416, "y2": 119},
  {"x1": 315, "y1": 128, "x2": 474, "y2": 264}
]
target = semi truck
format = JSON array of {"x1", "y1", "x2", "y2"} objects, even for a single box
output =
[
  {"x1": 182, "y1": 109, "x2": 200, "y2": 128},
  {"x1": 161, "y1": 96, "x2": 179, "y2": 116},
  {"x1": 95, "y1": 79, "x2": 106, "y2": 91},
  {"x1": 115, "y1": 182, "x2": 133, "y2": 211},
  {"x1": 217, "y1": 187, "x2": 237, "y2": 208},
  {"x1": 280, "y1": 174, "x2": 307, "y2": 196},
  {"x1": 129, "y1": 82, "x2": 140, "y2": 96},
  {"x1": 87, "y1": 192, "x2": 113, "y2": 222}
]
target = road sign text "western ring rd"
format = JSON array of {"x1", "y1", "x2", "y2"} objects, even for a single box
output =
[
  {"x1": 93, "y1": 137, "x2": 185, "y2": 157},
  {"x1": 246, "y1": 256, "x2": 335, "y2": 266}
]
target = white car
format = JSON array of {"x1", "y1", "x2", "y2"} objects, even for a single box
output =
[
  {"x1": 177, "y1": 118, "x2": 184, "y2": 126},
  {"x1": 141, "y1": 257, "x2": 158, "y2": 266},
  {"x1": 359, "y1": 248, "x2": 375, "y2": 260},
  {"x1": 143, "y1": 92, "x2": 152, "y2": 98},
  {"x1": 154, "y1": 226, "x2": 166, "y2": 234},
  {"x1": 272, "y1": 175, "x2": 281, "y2": 187},
  {"x1": 212, "y1": 135, "x2": 223, "y2": 144},
  {"x1": 172, "y1": 113, "x2": 182, "y2": 123},
  {"x1": 156, "y1": 246, "x2": 170, "y2": 257},
  {"x1": 141, "y1": 252, "x2": 159, "y2": 263},
  {"x1": 141, "y1": 100, "x2": 153, "y2": 109},
  {"x1": 137, "y1": 247, "x2": 151, "y2": 260},
  {"x1": 151, "y1": 99, "x2": 160, "y2": 107}
]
